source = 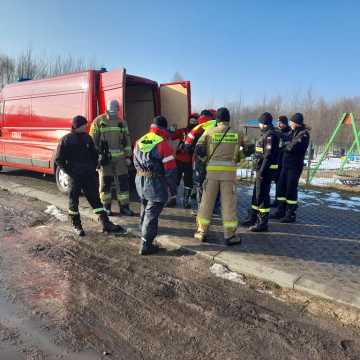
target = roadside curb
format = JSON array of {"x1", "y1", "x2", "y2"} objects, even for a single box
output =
[{"x1": 1, "y1": 178, "x2": 359, "y2": 311}]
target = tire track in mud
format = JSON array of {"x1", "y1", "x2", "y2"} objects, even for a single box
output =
[
  {"x1": 37, "y1": 233, "x2": 360, "y2": 360},
  {"x1": 1, "y1": 189, "x2": 360, "y2": 359}
]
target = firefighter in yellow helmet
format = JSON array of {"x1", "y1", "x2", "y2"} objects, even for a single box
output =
[
  {"x1": 194, "y1": 107, "x2": 245, "y2": 245},
  {"x1": 90, "y1": 99, "x2": 135, "y2": 216}
]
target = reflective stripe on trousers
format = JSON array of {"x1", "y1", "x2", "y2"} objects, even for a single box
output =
[{"x1": 251, "y1": 205, "x2": 270, "y2": 213}]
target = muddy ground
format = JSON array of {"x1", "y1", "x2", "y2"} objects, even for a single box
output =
[{"x1": 0, "y1": 189, "x2": 360, "y2": 359}]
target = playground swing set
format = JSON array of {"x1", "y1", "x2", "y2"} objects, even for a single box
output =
[{"x1": 308, "y1": 112, "x2": 360, "y2": 186}]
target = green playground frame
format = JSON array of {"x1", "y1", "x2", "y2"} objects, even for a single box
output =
[{"x1": 308, "y1": 112, "x2": 360, "y2": 183}]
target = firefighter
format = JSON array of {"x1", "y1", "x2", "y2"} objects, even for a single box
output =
[
  {"x1": 55, "y1": 115, "x2": 127, "y2": 236},
  {"x1": 171, "y1": 113, "x2": 199, "y2": 208},
  {"x1": 90, "y1": 99, "x2": 135, "y2": 217},
  {"x1": 194, "y1": 107, "x2": 245, "y2": 245},
  {"x1": 133, "y1": 116, "x2": 178, "y2": 255},
  {"x1": 184, "y1": 110, "x2": 217, "y2": 213},
  {"x1": 272, "y1": 113, "x2": 310, "y2": 223},
  {"x1": 241, "y1": 112, "x2": 280, "y2": 232},
  {"x1": 271, "y1": 115, "x2": 292, "y2": 207}
]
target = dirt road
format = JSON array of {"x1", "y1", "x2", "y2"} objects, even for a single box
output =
[{"x1": 0, "y1": 188, "x2": 359, "y2": 359}]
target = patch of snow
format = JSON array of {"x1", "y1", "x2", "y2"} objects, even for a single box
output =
[
  {"x1": 210, "y1": 263, "x2": 246, "y2": 285},
  {"x1": 298, "y1": 192, "x2": 317, "y2": 200},
  {"x1": 328, "y1": 205, "x2": 352, "y2": 211},
  {"x1": 44, "y1": 205, "x2": 67, "y2": 222}
]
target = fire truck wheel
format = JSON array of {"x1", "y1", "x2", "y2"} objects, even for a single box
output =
[{"x1": 56, "y1": 166, "x2": 70, "y2": 194}]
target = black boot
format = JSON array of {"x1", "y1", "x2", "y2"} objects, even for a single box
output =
[
  {"x1": 224, "y1": 234, "x2": 242, "y2": 246},
  {"x1": 139, "y1": 238, "x2": 160, "y2": 255},
  {"x1": 104, "y1": 203, "x2": 112, "y2": 216},
  {"x1": 183, "y1": 187, "x2": 192, "y2": 209},
  {"x1": 270, "y1": 202, "x2": 286, "y2": 219},
  {"x1": 71, "y1": 215, "x2": 85, "y2": 236},
  {"x1": 281, "y1": 204, "x2": 297, "y2": 223},
  {"x1": 99, "y1": 213, "x2": 127, "y2": 234},
  {"x1": 249, "y1": 213, "x2": 269, "y2": 232},
  {"x1": 241, "y1": 209, "x2": 257, "y2": 227},
  {"x1": 120, "y1": 204, "x2": 135, "y2": 216}
]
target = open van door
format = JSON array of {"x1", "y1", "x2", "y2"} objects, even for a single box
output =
[
  {"x1": 98, "y1": 68, "x2": 126, "y2": 119},
  {"x1": 159, "y1": 81, "x2": 191, "y2": 129},
  {"x1": 0, "y1": 101, "x2": 4, "y2": 164}
]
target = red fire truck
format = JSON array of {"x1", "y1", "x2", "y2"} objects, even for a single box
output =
[{"x1": 0, "y1": 68, "x2": 191, "y2": 192}]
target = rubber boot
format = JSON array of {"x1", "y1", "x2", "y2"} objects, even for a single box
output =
[
  {"x1": 249, "y1": 213, "x2": 269, "y2": 232},
  {"x1": 99, "y1": 213, "x2": 127, "y2": 235},
  {"x1": 71, "y1": 215, "x2": 85, "y2": 236},
  {"x1": 139, "y1": 238, "x2": 159, "y2": 255},
  {"x1": 183, "y1": 187, "x2": 192, "y2": 209},
  {"x1": 119, "y1": 204, "x2": 135, "y2": 216},
  {"x1": 104, "y1": 203, "x2": 112, "y2": 216},
  {"x1": 281, "y1": 204, "x2": 297, "y2": 223},
  {"x1": 241, "y1": 209, "x2": 257, "y2": 227},
  {"x1": 224, "y1": 234, "x2": 242, "y2": 246},
  {"x1": 270, "y1": 202, "x2": 286, "y2": 219}
]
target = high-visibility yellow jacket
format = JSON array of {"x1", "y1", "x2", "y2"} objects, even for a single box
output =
[
  {"x1": 90, "y1": 114, "x2": 132, "y2": 160},
  {"x1": 196, "y1": 122, "x2": 246, "y2": 180}
]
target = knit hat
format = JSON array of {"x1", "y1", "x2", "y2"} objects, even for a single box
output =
[
  {"x1": 200, "y1": 109, "x2": 212, "y2": 117},
  {"x1": 258, "y1": 112, "x2": 273, "y2": 126},
  {"x1": 216, "y1": 107, "x2": 230, "y2": 122},
  {"x1": 290, "y1": 113, "x2": 304, "y2": 125},
  {"x1": 153, "y1": 115, "x2": 168, "y2": 129},
  {"x1": 278, "y1": 115, "x2": 289, "y2": 126},
  {"x1": 72, "y1": 115, "x2": 87, "y2": 129}
]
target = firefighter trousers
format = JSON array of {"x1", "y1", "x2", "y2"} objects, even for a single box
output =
[
  {"x1": 139, "y1": 199, "x2": 165, "y2": 243},
  {"x1": 250, "y1": 172, "x2": 273, "y2": 214},
  {"x1": 99, "y1": 173, "x2": 130, "y2": 206},
  {"x1": 276, "y1": 167, "x2": 303, "y2": 206},
  {"x1": 197, "y1": 179, "x2": 238, "y2": 239},
  {"x1": 68, "y1": 173, "x2": 105, "y2": 219}
]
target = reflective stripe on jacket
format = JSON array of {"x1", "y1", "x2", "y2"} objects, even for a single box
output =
[
  {"x1": 133, "y1": 125, "x2": 177, "y2": 202},
  {"x1": 196, "y1": 122, "x2": 246, "y2": 180},
  {"x1": 90, "y1": 114, "x2": 132, "y2": 158}
]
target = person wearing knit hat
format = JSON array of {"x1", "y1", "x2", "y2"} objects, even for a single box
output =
[
  {"x1": 272, "y1": 113, "x2": 310, "y2": 223},
  {"x1": 170, "y1": 113, "x2": 200, "y2": 209},
  {"x1": 258, "y1": 112, "x2": 273, "y2": 126},
  {"x1": 270, "y1": 115, "x2": 292, "y2": 207},
  {"x1": 241, "y1": 112, "x2": 280, "y2": 232},
  {"x1": 194, "y1": 107, "x2": 245, "y2": 245},
  {"x1": 184, "y1": 109, "x2": 218, "y2": 214},
  {"x1": 133, "y1": 115, "x2": 178, "y2": 255},
  {"x1": 55, "y1": 115, "x2": 127, "y2": 236}
]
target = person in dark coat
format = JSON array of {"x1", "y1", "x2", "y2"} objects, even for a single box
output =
[
  {"x1": 133, "y1": 116, "x2": 178, "y2": 255},
  {"x1": 271, "y1": 115, "x2": 292, "y2": 207},
  {"x1": 55, "y1": 115, "x2": 127, "y2": 236},
  {"x1": 241, "y1": 112, "x2": 280, "y2": 232},
  {"x1": 272, "y1": 113, "x2": 310, "y2": 222}
]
